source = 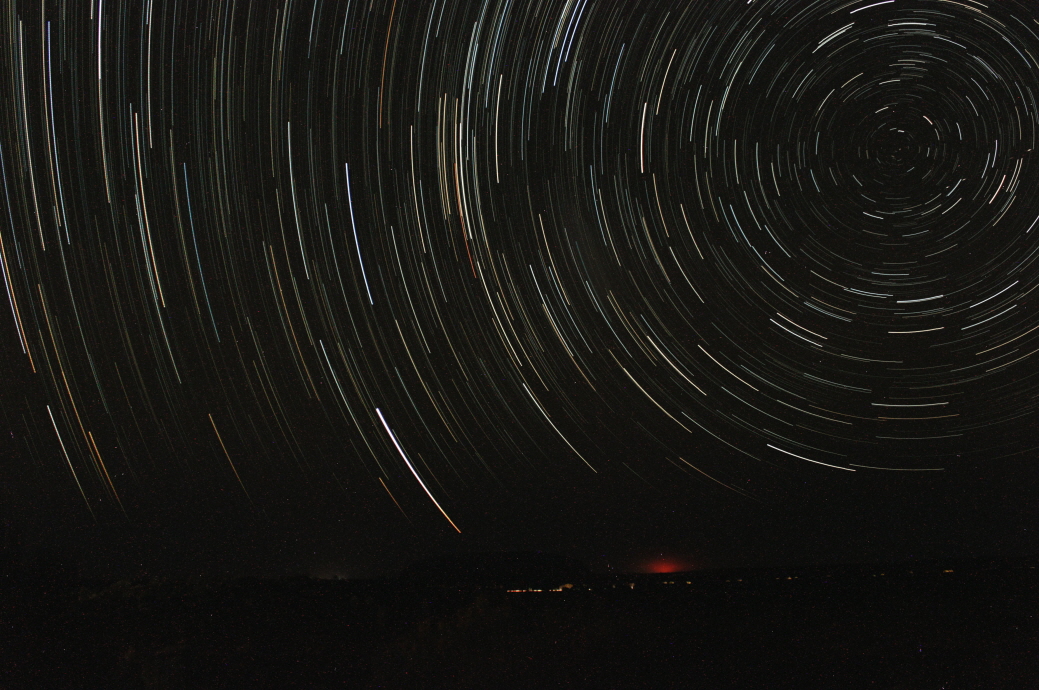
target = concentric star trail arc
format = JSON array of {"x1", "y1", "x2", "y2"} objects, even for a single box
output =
[{"x1": 4, "y1": 0, "x2": 1039, "y2": 528}]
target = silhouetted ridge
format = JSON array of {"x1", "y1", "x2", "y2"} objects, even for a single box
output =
[{"x1": 398, "y1": 551, "x2": 589, "y2": 588}]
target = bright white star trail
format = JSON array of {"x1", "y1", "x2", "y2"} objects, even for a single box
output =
[{"x1": 3, "y1": 0, "x2": 1039, "y2": 543}]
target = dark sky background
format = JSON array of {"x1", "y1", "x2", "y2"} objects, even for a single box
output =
[{"x1": 2, "y1": 0, "x2": 1038, "y2": 579}]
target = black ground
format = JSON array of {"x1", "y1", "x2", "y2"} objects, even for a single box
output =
[{"x1": 2, "y1": 557, "x2": 1036, "y2": 689}]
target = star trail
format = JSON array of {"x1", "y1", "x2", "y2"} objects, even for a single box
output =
[{"x1": 2, "y1": 0, "x2": 1039, "y2": 571}]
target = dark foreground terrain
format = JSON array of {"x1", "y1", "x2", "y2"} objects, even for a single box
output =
[{"x1": 1, "y1": 557, "x2": 1036, "y2": 689}]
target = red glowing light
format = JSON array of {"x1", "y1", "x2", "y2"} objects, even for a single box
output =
[{"x1": 644, "y1": 559, "x2": 687, "y2": 574}]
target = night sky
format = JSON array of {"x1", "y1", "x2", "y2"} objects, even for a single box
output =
[{"x1": 2, "y1": 0, "x2": 1038, "y2": 579}]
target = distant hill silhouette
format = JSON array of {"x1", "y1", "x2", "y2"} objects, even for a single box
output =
[{"x1": 398, "y1": 551, "x2": 589, "y2": 589}]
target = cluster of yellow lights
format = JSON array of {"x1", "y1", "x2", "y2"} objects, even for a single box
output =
[
  {"x1": 505, "y1": 570, "x2": 958, "y2": 592},
  {"x1": 506, "y1": 584, "x2": 575, "y2": 593}
]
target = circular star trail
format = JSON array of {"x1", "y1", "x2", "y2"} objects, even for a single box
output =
[{"x1": 4, "y1": 0, "x2": 1039, "y2": 528}]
